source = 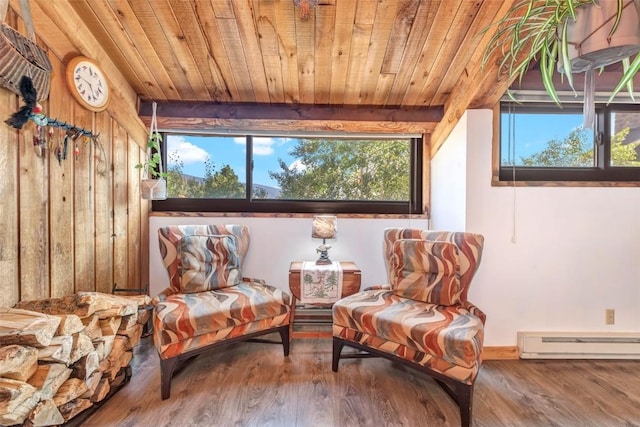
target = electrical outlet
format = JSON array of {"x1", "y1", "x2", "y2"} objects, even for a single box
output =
[{"x1": 605, "y1": 309, "x2": 615, "y2": 325}]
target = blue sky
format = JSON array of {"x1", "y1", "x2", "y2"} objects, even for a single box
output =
[
  {"x1": 166, "y1": 135, "x2": 299, "y2": 188},
  {"x1": 500, "y1": 111, "x2": 588, "y2": 162}
]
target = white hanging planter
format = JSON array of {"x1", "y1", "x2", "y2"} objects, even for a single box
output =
[
  {"x1": 141, "y1": 178, "x2": 167, "y2": 200},
  {"x1": 137, "y1": 101, "x2": 167, "y2": 200},
  {"x1": 559, "y1": 0, "x2": 640, "y2": 73}
]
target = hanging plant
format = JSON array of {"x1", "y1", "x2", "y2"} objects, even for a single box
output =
[
  {"x1": 135, "y1": 102, "x2": 167, "y2": 200},
  {"x1": 481, "y1": 0, "x2": 640, "y2": 126}
]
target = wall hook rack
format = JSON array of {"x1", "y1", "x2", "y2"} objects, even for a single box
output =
[{"x1": 29, "y1": 112, "x2": 99, "y2": 139}]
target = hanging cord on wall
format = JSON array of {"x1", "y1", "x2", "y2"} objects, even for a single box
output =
[
  {"x1": 92, "y1": 134, "x2": 107, "y2": 176},
  {"x1": 508, "y1": 102, "x2": 517, "y2": 244}
]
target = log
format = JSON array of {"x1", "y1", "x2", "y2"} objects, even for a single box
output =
[
  {"x1": 54, "y1": 314, "x2": 84, "y2": 336},
  {"x1": 0, "y1": 378, "x2": 40, "y2": 426},
  {"x1": 0, "y1": 345, "x2": 38, "y2": 382},
  {"x1": 98, "y1": 358, "x2": 111, "y2": 374},
  {"x1": 100, "y1": 335, "x2": 115, "y2": 360},
  {"x1": 107, "y1": 336, "x2": 129, "y2": 363},
  {"x1": 52, "y1": 378, "x2": 88, "y2": 407},
  {"x1": 0, "y1": 307, "x2": 61, "y2": 348},
  {"x1": 90, "y1": 378, "x2": 110, "y2": 403},
  {"x1": 117, "y1": 323, "x2": 143, "y2": 347},
  {"x1": 106, "y1": 351, "x2": 133, "y2": 381},
  {"x1": 118, "y1": 352, "x2": 133, "y2": 371},
  {"x1": 81, "y1": 315, "x2": 102, "y2": 340},
  {"x1": 72, "y1": 351, "x2": 99, "y2": 381},
  {"x1": 118, "y1": 294, "x2": 151, "y2": 307},
  {"x1": 89, "y1": 293, "x2": 139, "y2": 319},
  {"x1": 69, "y1": 333, "x2": 94, "y2": 364},
  {"x1": 99, "y1": 316, "x2": 122, "y2": 336},
  {"x1": 137, "y1": 306, "x2": 151, "y2": 326},
  {"x1": 80, "y1": 371, "x2": 102, "y2": 399},
  {"x1": 38, "y1": 335, "x2": 73, "y2": 364},
  {"x1": 58, "y1": 398, "x2": 92, "y2": 422},
  {"x1": 13, "y1": 292, "x2": 117, "y2": 318},
  {"x1": 92, "y1": 340, "x2": 104, "y2": 361},
  {"x1": 109, "y1": 366, "x2": 129, "y2": 389},
  {"x1": 118, "y1": 313, "x2": 139, "y2": 332},
  {"x1": 28, "y1": 398, "x2": 64, "y2": 427},
  {"x1": 27, "y1": 364, "x2": 72, "y2": 400}
]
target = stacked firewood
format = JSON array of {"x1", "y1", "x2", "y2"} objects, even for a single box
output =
[{"x1": 0, "y1": 292, "x2": 151, "y2": 426}]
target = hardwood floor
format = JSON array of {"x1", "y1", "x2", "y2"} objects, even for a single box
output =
[{"x1": 84, "y1": 334, "x2": 640, "y2": 427}]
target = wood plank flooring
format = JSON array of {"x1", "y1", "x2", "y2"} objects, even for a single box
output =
[{"x1": 84, "y1": 334, "x2": 640, "y2": 427}]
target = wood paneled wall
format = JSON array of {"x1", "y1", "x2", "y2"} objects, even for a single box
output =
[{"x1": 0, "y1": 16, "x2": 149, "y2": 307}]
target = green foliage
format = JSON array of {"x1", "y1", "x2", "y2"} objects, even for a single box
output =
[
  {"x1": 135, "y1": 132, "x2": 167, "y2": 179},
  {"x1": 165, "y1": 154, "x2": 246, "y2": 198},
  {"x1": 610, "y1": 127, "x2": 640, "y2": 166},
  {"x1": 164, "y1": 138, "x2": 410, "y2": 200},
  {"x1": 518, "y1": 127, "x2": 593, "y2": 167},
  {"x1": 516, "y1": 127, "x2": 640, "y2": 167},
  {"x1": 269, "y1": 139, "x2": 410, "y2": 200},
  {"x1": 482, "y1": 0, "x2": 638, "y2": 105}
]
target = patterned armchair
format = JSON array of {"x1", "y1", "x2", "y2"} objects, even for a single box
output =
[
  {"x1": 153, "y1": 225, "x2": 291, "y2": 399},
  {"x1": 332, "y1": 228, "x2": 485, "y2": 427}
]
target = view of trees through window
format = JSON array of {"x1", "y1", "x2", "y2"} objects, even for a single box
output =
[
  {"x1": 500, "y1": 107, "x2": 640, "y2": 171},
  {"x1": 163, "y1": 135, "x2": 412, "y2": 202}
]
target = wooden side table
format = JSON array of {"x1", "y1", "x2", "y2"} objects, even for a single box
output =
[{"x1": 288, "y1": 261, "x2": 361, "y2": 339}]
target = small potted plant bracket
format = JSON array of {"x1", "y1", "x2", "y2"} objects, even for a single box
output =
[{"x1": 136, "y1": 102, "x2": 167, "y2": 200}]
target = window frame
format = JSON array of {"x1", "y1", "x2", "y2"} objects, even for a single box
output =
[
  {"x1": 151, "y1": 132, "x2": 424, "y2": 214},
  {"x1": 498, "y1": 102, "x2": 640, "y2": 182}
]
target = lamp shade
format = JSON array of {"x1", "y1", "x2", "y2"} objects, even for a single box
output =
[{"x1": 312, "y1": 215, "x2": 337, "y2": 239}]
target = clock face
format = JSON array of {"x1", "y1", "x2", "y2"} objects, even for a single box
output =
[{"x1": 67, "y1": 57, "x2": 109, "y2": 111}]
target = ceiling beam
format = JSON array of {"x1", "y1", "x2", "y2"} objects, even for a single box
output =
[{"x1": 139, "y1": 102, "x2": 443, "y2": 135}]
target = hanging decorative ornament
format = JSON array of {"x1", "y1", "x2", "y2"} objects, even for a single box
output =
[{"x1": 293, "y1": 0, "x2": 318, "y2": 20}]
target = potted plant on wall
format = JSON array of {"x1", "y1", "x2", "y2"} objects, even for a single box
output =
[
  {"x1": 482, "y1": 0, "x2": 640, "y2": 127},
  {"x1": 135, "y1": 102, "x2": 167, "y2": 200}
]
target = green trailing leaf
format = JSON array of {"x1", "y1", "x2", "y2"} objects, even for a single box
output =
[
  {"x1": 480, "y1": 0, "x2": 637, "y2": 106},
  {"x1": 135, "y1": 131, "x2": 166, "y2": 179},
  {"x1": 541, "y1": 39, "x2": 561, "y2": 105},
  {"x1": 608, "y1": 53, "x2": 640, "y2": 104},
  {"x1": 608, "y1": 0, "x2": 624, "y2": 42},
  {"x1": 559, "y1": 20, "x2": 575, "y2": 92},
  {"x1": 622, "y1": 57, "x2": 635, "y2": 101}
]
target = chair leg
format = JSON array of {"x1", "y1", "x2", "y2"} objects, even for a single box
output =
[
  {"x1": 278, "y1": 325, "x2": 290, "y2": 356},
  {"x1": 455, "y1": 382, "x2": 473, "y2": 427},
  {"x1": 332, "y1": 337, "x2": 344, "y2": 372},
  {"x1": 160, "y1": 357, "x2": 179, "y2": 400}
]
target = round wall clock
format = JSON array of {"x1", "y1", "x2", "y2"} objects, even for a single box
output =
[{"x1": 66, "y1": 56, "x2": 110, "y2": 112}]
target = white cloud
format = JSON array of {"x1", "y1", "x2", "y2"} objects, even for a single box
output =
[
  {"x1": 254, "y1": 139, "x2": 275, "y2": 155},
  {"x1": 231, "y1": 136, "x2": 274, "y2": 155},
  {"x1": 289, "y1": 159, "x2": 306, "y2": 172},
  {"x1": 166, "y1": 136, "x2": 209, "y2": 165}
]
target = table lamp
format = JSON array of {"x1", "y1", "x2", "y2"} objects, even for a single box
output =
[{"x1": 312, "y1": 215, "x2": 337, "y2": 265}]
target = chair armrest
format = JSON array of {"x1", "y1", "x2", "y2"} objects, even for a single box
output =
[
  {"x1": 462, "y1": 301, "x2": 486, "y2": 324},
  {"x1": 151, "y1": 287, "x2": 177, "y2": 306}
]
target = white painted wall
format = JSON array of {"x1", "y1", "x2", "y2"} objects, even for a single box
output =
[
  {"x1": 148, "y1": 216, "x2": 428, "y2": 297},
  {"x1": 432, "y1": 109, "x2": 640, "y2": 346},
  {"x1": 430, "y1": 112, "x2": 467, "y2": 231}
]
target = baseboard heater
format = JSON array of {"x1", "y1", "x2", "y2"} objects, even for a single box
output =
[{"x1": 518, "y1": 331, "x2": 640, "y2": 359}]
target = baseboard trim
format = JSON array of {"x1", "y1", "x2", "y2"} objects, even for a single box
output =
[{"x1": 483, "y1": 346, "x2": 519, "y2": 360}]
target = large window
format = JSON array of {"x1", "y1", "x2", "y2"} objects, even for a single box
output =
[
  {"x1": 499, "y1": 103, "x2": 640, "y2": 182},
  {"x1": 152, "y1": 134, "x2": 423, "y2": 214}
]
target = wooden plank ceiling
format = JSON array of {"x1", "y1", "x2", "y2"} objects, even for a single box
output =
[{"x1": 34, "y1": 0, "x2": 517, "y2": 152}]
